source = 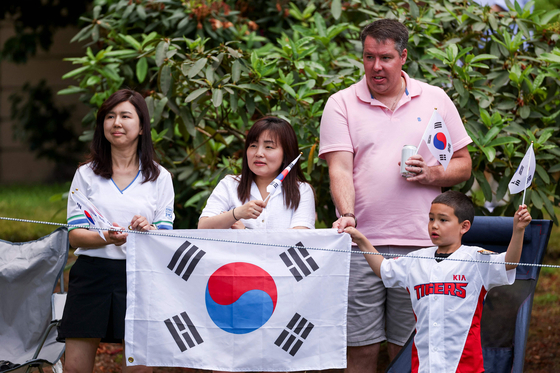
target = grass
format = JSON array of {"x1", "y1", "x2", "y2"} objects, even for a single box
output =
[{"x1": 0, "y1": 184, "x2": 69, "y2": 242}]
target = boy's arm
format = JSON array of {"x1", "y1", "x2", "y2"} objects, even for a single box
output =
[
  {"x1": 504, "y1": 205, "x2": 532, "y2": 271},
  {"x1": 344, "y1": 227, "x2": 384, "y2": 277}
]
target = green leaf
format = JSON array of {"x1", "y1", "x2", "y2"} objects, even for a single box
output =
[
  {"x1": 548, "y1": 163, "x2": 560, "y2": 173},
  {"x1": 487, "y1": 137, "x2": 521, "y2": 147},
  {"x1": 212, "y1": 88, "x2": 223, "y2": 107},
  {"x1": 232, "y1": 60, "x2": 241, "y2": 83},
  {"x1": 474, "y1": 170, "x2": 493, "y2": 202},
  {"x1": 136, "y1": 57, "x2": 148, "y2": 83},
  {"x1": 470, "y1": 54, "x2": 499, "y2": 63},
  {"x1": 62, "y1": 65, "x2": 90, "y2": 79},
  {"x1": 160, "y1": 64, "x2": 172, "y2": 96},
  {"x1": 237, "y1": 83, "x2": 269, "y2": 95},
  {"x1": 185, "y1": 88, "x2": 209, "y2": 103},
  {"x1": 531, "y1": 189, "x2": 543, "y2": 209},
  {"x1": 230, "y1": 90, "x2": 238, "y2": 112},
  {"x1": 281, "y1": 83, "x2": 297, "y2": 98},
  {"x1": 496, "y1": 172, "x2": 511, "y2": 202},
  {"x1": 480, "y1": 146, "x2": 496, "y2": 162},
  {"x1": 519, "y1": 105, "x2": 530, "y2": 119},
  {"x1": 152, "y1": 97, "x2": 168, "y2": 127},
  {"x1": 58, "y1": 86, "x2": 86, "y2": 95},
  {"x1": 92, "y1": 24, "x2": 100, "y2": 42},
  {"x1": 136, "y1": 5, "x2": 147, "y2": 20},
  {"x1": 180, "y1": 107, "x2": 196, "y2": 137},
  {"x1": 479, "y1": 108, "x2": 491, "y2": 128},
  {"x1": 536, "y1": 164, "x2": 550, "y2": 184},
  {"x1": 453, "y1": 79, "x2": 466, "y2": 98},
  {"x1": 188, "y1": 58, "x2": 208, "y2": 79},
  {"x1": 538, "y1": 189, "x2": 555, "y2": 219},
  {"x1": 331, "y1": 0, "x2": 342, "y2": 20},
  {"x1": 155, "y1": 41, "x2": 168, "y2": 67},
  {"x1": 540, "y1": 9, "x2": 560, "y2": 25},
  {"x1": 408, "y1": 0, "x2": 419, "y2": 18}
]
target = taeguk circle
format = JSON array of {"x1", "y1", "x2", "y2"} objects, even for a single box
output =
[
  {"x1": 205, "y1": 262, "x2": 277, "y2": 334},
  {"x1": 434, "y1": 132, "x2": 447, "y2": 150}
]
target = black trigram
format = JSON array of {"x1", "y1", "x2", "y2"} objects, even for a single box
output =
[
  {"x1": 279, "y1": 242, "x2": 319, "y2": 282},
  {"x1": 518, "y1": 165, "x2": 524, "y2": 175},
  {"x1": 527, "y1": 174, "x2": 532, "y2": 182},
  {"x1": 164, "y1": 311, "x2": 203, "y2": 352},
  {"x1": 434, "y1": 122, "x2": 443, "y2": 129},
  {"x1": 439, "y1": 154, "x2": 447, "y2": 161},
  {"x1": 167, "y1": 240, "x2": 205, "y2": 281},
  {"x1": 427, "y1": 135, "x2": 432, "y2": 145},
  {"x1": 511, "y1": 179, "x2": 521, "y2": 186},
  {"x1": 448, "y1": 143, "x2": 452, "y2": 153},
  {"x1": 274, "y1": 313, "x2": 314, "y2": 356}
]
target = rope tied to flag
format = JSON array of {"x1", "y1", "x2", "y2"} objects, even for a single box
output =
[{"x1": 1, "y1": 216, "x2": 559, "y2": 269}]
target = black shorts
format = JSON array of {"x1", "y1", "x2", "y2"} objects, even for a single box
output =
[{"x1": 57, "y1": 255, "x2": 126, "y2": 343}]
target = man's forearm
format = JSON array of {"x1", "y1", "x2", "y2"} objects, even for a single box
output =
[
  {"x1": 425, "y1": 147, "x2": 472, "y2": 187},
  {"x1": 330, "y1": 168, "x2": 355, "y2": 214}
]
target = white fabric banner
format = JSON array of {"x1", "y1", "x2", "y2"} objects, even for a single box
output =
[
  {"x1": 422, "y1": 109, "x2": 454, "y2": 170},
  {"x1": 508, "y1": 143, "x2": 536, "y2": 194},
  {"x1": 125, "y1": 229, "x2": 351, "y2": 371}
]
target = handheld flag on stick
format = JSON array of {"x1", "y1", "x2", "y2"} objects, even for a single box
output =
[
  {"x1": 264, "y1": 152, "x2": 303, "y2": 203},
  {"x1": 70, "y1": 189, "x2": 113, "y2": 241},
  {"x1": 417, "y1": 109, "x2": 454, "y2": 170},
  {"x1": 508, "y1": 142, "x2": 535, "y2": 206}
]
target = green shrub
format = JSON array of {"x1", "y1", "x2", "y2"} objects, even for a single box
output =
[{"x1": 60, "y1": 0, "x2": 560, "y2": 227}]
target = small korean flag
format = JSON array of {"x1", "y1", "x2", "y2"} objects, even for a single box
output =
[
  {"x1": 422, "y1": 109, "x2": 453, "y2": 170},
  {"x1": 508, "y1": 143, "x2": 535, "y2": 195}
]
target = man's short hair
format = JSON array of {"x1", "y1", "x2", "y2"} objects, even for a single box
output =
[
  {"x1": 360, "y1": 19, "x2": 408, "y2": 55},
  {"x1": 432, "y1": 191, "x2": 475, "y2": 225}
]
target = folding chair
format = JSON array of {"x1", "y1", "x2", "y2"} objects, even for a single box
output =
[
  {"x1": 0, "y1": 227, "x2": 69, "y2": 373},
  {"x1": 386, "y1": 217, "x2": 553, "y2": 373}
]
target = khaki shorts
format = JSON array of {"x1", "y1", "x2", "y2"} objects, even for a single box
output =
[{"x1": 347, "y1": 245, "x2": 417, "y2": 347}]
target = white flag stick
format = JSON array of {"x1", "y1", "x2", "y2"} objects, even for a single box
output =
[
  {"x1": 263, "y1": 152, "x2": 303, "y2": 204},
  {"x1": 521, "y1": 142, "x2": 533, "y2": 206}
]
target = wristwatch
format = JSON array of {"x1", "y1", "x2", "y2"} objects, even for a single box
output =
[{"x1": 341, "y1": 213, "x2": 357, "y2": 228}]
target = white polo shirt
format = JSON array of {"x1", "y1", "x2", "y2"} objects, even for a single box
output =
[
  {"x1": 200, "y1": 175, "x2": 315, "y2": 229},
  {"x1": 67, "y1": 162, "x2": 175, "y2": 260}
]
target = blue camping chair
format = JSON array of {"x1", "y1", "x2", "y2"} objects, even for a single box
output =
[
  {"x1": 0, "y1": 227, "x2": 69, "y2": 373},
  {"x1": 386, "y1": 217, "x2": 553, "y2": 373}
]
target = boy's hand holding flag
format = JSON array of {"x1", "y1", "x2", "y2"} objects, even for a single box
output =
[{"x1": 418, "y1": 109, "x2": 454, "y2": 171}]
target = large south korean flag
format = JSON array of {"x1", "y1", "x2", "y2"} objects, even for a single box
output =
[{"x1": 124, "y1": 229, "x2": 351, "y2": 371}]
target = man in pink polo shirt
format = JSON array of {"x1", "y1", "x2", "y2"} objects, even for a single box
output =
[{"x1": 319, "y1": 19, "x2": 472, "y2": 372}]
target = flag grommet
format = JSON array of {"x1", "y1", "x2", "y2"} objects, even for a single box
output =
[{"x1": 128, "y1": 357, "x2": 134, "y2": 363}]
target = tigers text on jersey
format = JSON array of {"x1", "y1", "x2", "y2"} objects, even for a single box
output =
[{"x1": 380, "y1": 245, "x2": 515, "y2": 373}]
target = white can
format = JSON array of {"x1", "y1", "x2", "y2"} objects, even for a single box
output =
[{"x1": 401, "y1": 145, "x2": 417, "y2": 178}]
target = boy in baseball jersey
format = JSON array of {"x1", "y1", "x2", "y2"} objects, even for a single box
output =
[{"x1": 345, "y1": 191, "x2": 532, "y2": 373}]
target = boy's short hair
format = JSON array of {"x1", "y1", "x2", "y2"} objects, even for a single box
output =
[{"x1": 432, "y1": 191, "x2": 475, "y2": 225}]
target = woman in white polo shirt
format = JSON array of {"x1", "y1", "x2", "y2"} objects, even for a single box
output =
[
  {"x1": 58, "y1": 89, "x2": 174, "y2": 373},
  {"x1": 198, "y1": 117, "x2": 315, "y2": 230}
]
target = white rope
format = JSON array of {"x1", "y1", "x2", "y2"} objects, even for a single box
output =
[{"x1": 1, "y1": 216, "x2": 559, "y2": 269}]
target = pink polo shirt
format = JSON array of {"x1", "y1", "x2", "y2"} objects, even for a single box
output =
[{"x1": 319, "y1": 72, "x2": 472, "y2": 247}]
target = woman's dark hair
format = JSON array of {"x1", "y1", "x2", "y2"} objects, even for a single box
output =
[
  {"x1": 86, "y1": 89, "x2": 159, "y2": 183},
  {"x1": 237, "y1": 117, "x2": 308, "y2": 210}
]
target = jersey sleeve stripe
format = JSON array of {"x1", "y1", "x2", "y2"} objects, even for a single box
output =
[
  {"x1": 154, "y1": 220, "x2": 173, "y2": 230},
  {"x1": 67, "y1": 215, "x2": 89, "y2": 231}
]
